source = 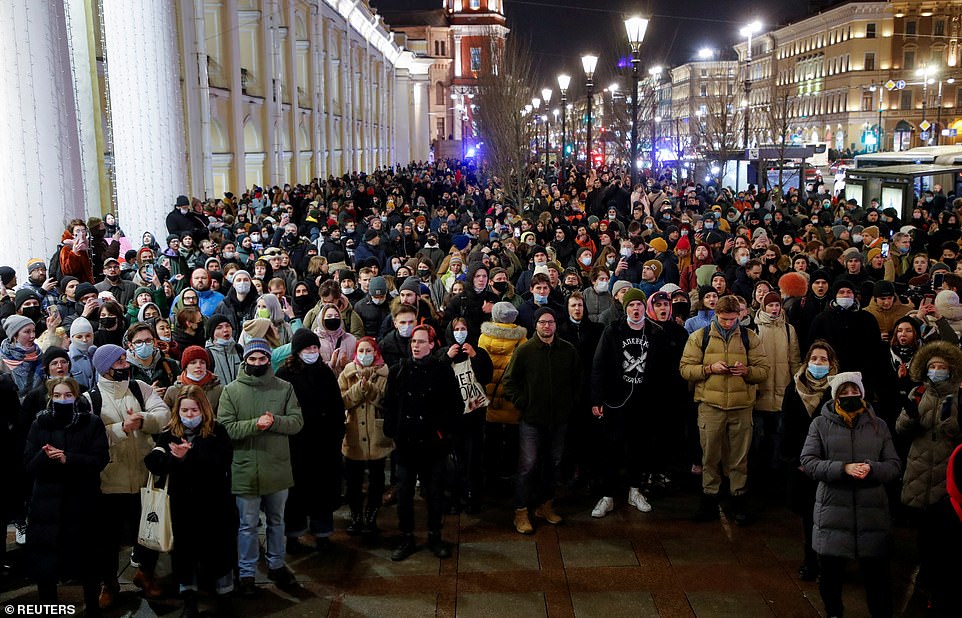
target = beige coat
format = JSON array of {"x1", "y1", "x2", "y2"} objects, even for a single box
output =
[
  {"x1": 86, "y1": 377, "x2": 171, "y2": 494},
  {"x1": 338, "y1": 361, "x2": 393, "y2": 461},
  {"x1": 679, "y1": 322, "x2": 770, "y2": 410},
  {"x1": 753, "y1": 310, "x2": 801, "y2": 412}
]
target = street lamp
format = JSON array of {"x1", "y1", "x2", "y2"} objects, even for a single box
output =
[
  {"x1": 740, "y1": 20, "x2": 762, "y2": 149},
  {"x1": 542, "y1": 88, "x2": 553, "y2": 169},
  {"x1": 697, "y1": 47, "x2": 716, "y2": 60},
  {"x1": 582, "y1": 54, "x2": 599, "y2": 168},
  {"x1": 918, "y1": 65, "x2": 937, "y2": 145},
  {"x1": 625, "y1": 16, "x2": 650, "y2": 184},
  {"x1": 649, "y1": 66, "x2": 662, "y2": 174},
  {"x1": 557, "y1": 73, "x2": 571, "y2": 171}
]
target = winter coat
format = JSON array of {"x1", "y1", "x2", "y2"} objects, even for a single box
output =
[
  {"x1": 163, "y1": 376, "x2": 223, "y2": 415},
  {"x1": 86, "y1": 377, "x2": 171, "y2": 494},
  {"x1": 383, "y1": 355, "x2": 463, "y2": 456},
  {"x1": 864, "y1": 298, "x2": 914, "y2": 337},
  {"x1": 379, "y1": 330, "x2": 411, "y2": 369},
  {"x1": 353, "y1": 295, "x2": 391, "y2": 338},
  {"x1": 801, "y1": 401, "x2": 901, "y2": 558},
  {"x1": 314, "y1": 322, "x2": 357, "y2": 374},
  {"x1": 478, "y1": 321, "x2": 527, "y2": 424},
  {"x1": 304, "y1": 301, "x2": 365, "y2": 340},
  {"x1": 897, "y1": 341, "x2": 962, "y2": 508},
  {"x1": 216, "y1": 366, "x2": 303, "y2": 496},
  {"x1": 276, "y1": 359, "x2": 344, "y2": 513},
  {"x1": 339, "y1": 361, "x2": 393, "y2": 460},
  {"x1": 590, "y1": 318, "x2": 674, "y2": 411},
  {"x1": 502, "y1": 335, "x2": 581, "y2": 428},
  {"x1": 779, "y1": 370, "x2": 834, "y2": 514},
  {"x1": 679, "y1": 322, "x2": 770, "y2": 411},
  {"x1": 23, "y1": 400, "x2": 108, "y2": 581},
  {"x1": 0, "y1": 339, "x2": 44, "y2": 396},
  {"x1": 205, "y1": 339, "x2": 242, "y2": 386},
  {"x1": 127, "y1": 350, "x2": 181, "y2": 390},
  {"x1": 144, "y1": 423, "x2": 235, "y2": 582},
  {"x1": 808, "y1": 302, "x2": 886, "y2": 395},
  {"x1": 582, "y1": 286, "x2": 614, "y2": 324},
  {"x1": 212, "y1": 290, "x2": 259, "y2": 334},
  {"x1": 68, "y1": 342, "x2": 96, "y2": 389},
  {"x1": 753, "y1": 310, "x2": 801, "y2": 412}
]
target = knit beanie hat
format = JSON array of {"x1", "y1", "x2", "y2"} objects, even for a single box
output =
[
  {"x1": 75, "y1": 282, "x2": 98, "y2": 300},
  {"x1": 3, "y1": 314, "x2": 34, "y2": 340},
  {"x1": 762, "y1": 291, "x2": 781, "y2": 307},
  {"x1": 644, "y1": 260, "x2": 663, "y2": 280},
  {"x1": 291, "y1": 328, "x2": 321, "y2": 356},
  {"x1": 659, "y1": 283, "x2": 682, "y2": 295},
  {"x1": 533, "y1": 306, "x2": 556, "y2": 324},
  {"x1": 42, "y1": 346, "x2": 70, "y2": 373},
  {"x1": 92, "y1": 344, "x2": 126, "y2": 375},
  {"x1": 649, "y1": 237, "x2": 668, "y2": 253},
  {"x1": 70, "y1": 317, "x2": 94, "y2": 337},
  {"x1": 873, "y1": 280, "x2": 897, "y2": 298},
  {"x1": 14, "y1": 289, "x2": 40, "y2": 311},
  {"x1": 0, "y1": 266, "x2": 16, "y2": 286},
  {"x1": 492, "y1": 301, "x2": 519, "y2": 324},
  {"x1": 58, "y1": 276, "x2": 79, "y2": 295},
  {"x1": 243, "y1": 338, "x2": 272, "y2": 360},
  {"x1": 623, "y1": 287, "x2": 647, "y2": 307},
  {"x1": 811, "y1": 269, "x2": 832, "y2": 285},
  {"x1": 181, "y1": 345, "x2": 211, "y2": 369},
  {"x1": 369, "y1": 276, "x2": 388, "y2": 296},
  {"x1": 399, "y1": 276, "x2": 421, "y2": 294},
  {"x1": 206, "y1": 314, "x2": 232, "y2": 341},
  {"x1": 829, "y1": 371, "x2": 865, "y2": 400},
  {"x1": 611, "y1": 280, "x2": 633, "y2": 297},
  {"x1": 675, "y1": 236, "x2": 691, "y2": 252},
  {"x1": 698, "y1": 284, "x2": 717, "y2": 299}
]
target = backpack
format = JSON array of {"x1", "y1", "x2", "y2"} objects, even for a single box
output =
[
  {"x1": 87, "y1": 380, "x2": 147, "y2": 417},
  {"x1": 47, "y1": 244, "x2": 64, "y2": 282},
  {"x1": 701, "y1": 324, "x2": 751, "y2": 354}
]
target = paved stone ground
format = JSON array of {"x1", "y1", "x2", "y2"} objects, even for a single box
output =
[{"x1": 0, "y1": 486, "x2": 930, "y2": 617}]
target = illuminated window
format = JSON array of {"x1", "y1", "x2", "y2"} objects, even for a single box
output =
[
  {"x1": 864, "y1": 52, "x2": 875, "y2": 71},
  {"x1": 470, "y1": 47, "x2": 481, "y2": 72}
]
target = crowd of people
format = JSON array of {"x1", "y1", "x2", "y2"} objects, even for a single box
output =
[{"x1": 2, "y1": 159, "x2": 962, "y2": 617}]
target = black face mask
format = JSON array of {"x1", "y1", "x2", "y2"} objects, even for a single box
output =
[
  {"x1": 244, "y1": 363, "x2": 269, "y2": 377},
  {"x1": 100, "y1": 316, "x2": 118, "y2": 330},
  {"x1": 110, "y1": 367, "x2": 130, "y2": 381},
  {"x1": 52, "y1": 401, "x2": 74, "y2": 424},
  {"x1": 672, "y1": 301, "x2": 691, "y2": 319},
  {"x1": 838, "y1": 396, "x2": 863, "y2": 413},
  {"x1": 418, "y1": 270, "x2": 431, "y2": 280},
  {"x1": 21, "y1": 306, "x2": 42, "y2": 321},
  {"x1": 492, "y1": 281, "x2": 509, "y2": 294},
  {"x1": 323, "y1": 317, "x2": 342, "y2": 331}
]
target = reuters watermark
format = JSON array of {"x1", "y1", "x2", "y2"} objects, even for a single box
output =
[{"x1": 3, "y1": 605, "x2": 77, "y2": 615}]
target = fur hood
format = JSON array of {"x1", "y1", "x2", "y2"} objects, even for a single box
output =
[
  {"x1": 481, "y1": 321, "x2": 527, "y2": 340},
  {"x1": 910, "y1": 340, "x2": 962, "y2": 383}
]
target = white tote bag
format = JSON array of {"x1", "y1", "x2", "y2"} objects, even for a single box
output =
[
  {"x1": 452, "y1": 359, "x2": 490, "y2": 414},
  {"x1": 138, "y1": 474, "x2": 174, "y2": 552}
]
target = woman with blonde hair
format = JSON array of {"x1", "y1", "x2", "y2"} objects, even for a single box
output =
[{"x1": 145, "y1": 386, "x2": 235, "y2": 616}]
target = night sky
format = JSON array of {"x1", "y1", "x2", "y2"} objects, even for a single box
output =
[{"x1": 378, "y1": 0, "x2": 812, "y2": 86}]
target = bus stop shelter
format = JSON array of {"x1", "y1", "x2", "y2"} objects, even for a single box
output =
[{"x1": 844, "y1": 163, "x2": 962, "y2": 219}]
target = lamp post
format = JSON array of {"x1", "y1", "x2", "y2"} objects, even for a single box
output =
[
  {"x1": 542, "y1": 88, "x2": 553, "y2": 169},
  {"x1": 625, "y1": 17, "x2": 649, "y2": 184},
  {"x1": 557, "y1": 74, "x2": 571, "y2": 172},
  {"x1": 532, "y1": 97, "x2": 541, "y2": 162},
  {"x1": 918, "y1": 65, "x2": 936, "y2": 146},
  {"x1": 649, "y1": 66, "x2": 662, "y2": 174},
  {"x1": 582, "y1": 54, "x2": 599, "y2": 168},
  {"x1": 740, "y1": 20, "x2": 762, "y2": 190}
]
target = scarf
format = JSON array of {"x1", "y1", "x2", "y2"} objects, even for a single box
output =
[
  {"x1": 834, "y1": 400, "x2": 865, "y2": 427},
  {"x1": 793, "y1": 367, "x2": 831, "y2": 417},
  {"x1": 179, "y1": 369, "x2": 215, "y2": 387},
  {"x1": 1, "y1": 339, "x2": 43, "y2": 393},
  {"x1": 712, "y1": 316, "x2": 738, "y2": 341}
]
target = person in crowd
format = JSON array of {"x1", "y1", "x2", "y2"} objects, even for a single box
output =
[
  {"x1": 163, "y1": 345, "x2": 223, "y2": 415},
  {"x1": 217, "y1": 338, "x2": 303, "y2": 595},
  {"x1": 897, "y1": 341, "x2": 962, "y2": 608},
  {"x1": 255, "y1": 293, "x2": 297, "y2": 346},
  {"x1": 801, "y1": 371, "x2": 900, "y2": 618},
  {"x1": 205, "y1": 314, "x2": 242, "y2": 386},
  {"x1": 339, "y1": 337, "x2": 393, "y2": 537},
  {"x1": 2, "y1": 314, "x2": 44, "y2": 396},
  {"x1": 125, "y1": 322, "x2": 181, "y2": 400},
  {"x1": 96, "y1": 257, "x2": 137, "y2": 309},
  {"x1": 383, "y1": 325, "x2": 463, "y2": 560},
  {"x1": 312, "y1": 303, "x2": 357, "y2": 375},
  {"x1": 86, "y1": 344, "x2": 171, "y2": 609},
  {"x1": 276, "y1": 329, "x2": 345, "y2": 552},
  {"x1": 212, "y1": 269, "x2": 258, "y2": 333},
  {"x1": 354, "y1": 275, "x2": 391, "y2": 337},
  {"x1": 779, "y1": 340, "x2": 839, "y2": 582},
  {"x1": 23, "y1": 377, "x2": 108, "y2": 610},
  {"x1": 680, "y1": 295, "x2": 771, "y2": 525},
  {"x1": 503, "y1": 308, "x2": 581, "y2": 535},
  {"x1": 173, "y1": 306, "x2": 207, "y2": 351},
  {"x1": 66, "y1": 317, "x2": 96, "y2": 389},
  {"x1": 380, "y1": 303, "x2": 418, "y2": 368},
  {"x1": 144, "y1": 386, "x2": 235, "y2": 617}
]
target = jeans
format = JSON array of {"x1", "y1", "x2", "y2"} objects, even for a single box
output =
[
  {"x1": 236, "y1": 490, "x2": 288, "y2": 578},
  {"x1": 514, "y1": 421, "x2": 566, "y2": 509}
]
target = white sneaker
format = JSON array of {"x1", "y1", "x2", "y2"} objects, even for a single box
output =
[
  {"x1": 628, "y1": 487, "x2": 652, "y2": 513},
  {"x1": 591, "y1": 496, "x2": 614, "y2": 518},
  {"x1": 14, "y1": 522, "x2": 26, "y2": 545}
]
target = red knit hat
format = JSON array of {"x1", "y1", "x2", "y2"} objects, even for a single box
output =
[
  {"x1": 181, "y1": 345, "x2": 210, "y2": 368},
  {"x1": 675, "y1": 236, "x2": 691, "y2": 252}
]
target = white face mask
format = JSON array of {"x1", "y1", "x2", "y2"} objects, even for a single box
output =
[
  {"x1": 299, "y1": 351, "x2": 320, "y2": 365},
  {"x1": 620, "y1": 248, "x2": 632, "y2": 258},
  {"x1": 357, "y1": 352, "x2": 375, "y2": 367},
  {"x1": 187, "y1": 369, "x2": 207, "y2": 381},
  {"x1": 594, "y1": 280, "x2": 609, "y2": 294},
  {"x1": 342, "y1": 286, "x2": 355, "y2": 296},
  {"x1": 233, "y1": 281, "x2": 251, "y2": 295},
  {"x1": 398, "y1": 324, "x2": 414, "y2": 338},
  {"x1": 836, "y1": 297, "x2": 855, "y2": 309},
  {"x1": 453, "y1": 330, "x2": 468, "y2": 344}
]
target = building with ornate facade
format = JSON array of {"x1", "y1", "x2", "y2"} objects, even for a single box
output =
[{"x1": 1, "y1": 0, "x2": 433, "y2": 279}]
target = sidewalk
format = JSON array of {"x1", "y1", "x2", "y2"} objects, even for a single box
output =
[{"x1": 1, "y1": 489, "x2": 928, "y2": 617}]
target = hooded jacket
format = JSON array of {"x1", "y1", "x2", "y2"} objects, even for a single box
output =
[
  {"x1": 478, "y1": 320, "x2": 527, "y2": 424},
  {"x1": 897, "y1": 341, "x2": 962, "y2": 508},
  {"x1": 864, "y1": 297, "x2": 914, "y2": 336},
  {"x1": 679, "y1": 321, "x2": 770, "y2": 410},
  {"x1": 753, "y1": 309, "x2": 801, "y2": 412}
]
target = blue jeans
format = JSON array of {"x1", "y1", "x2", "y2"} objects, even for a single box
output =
[
  {"x1": 236, "y1": 490, "x2": 288, "y2": 579},
  {"x1": 514, "y1": 421, "x2": 566, "y2": 509}
]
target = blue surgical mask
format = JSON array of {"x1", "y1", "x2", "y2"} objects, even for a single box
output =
[
  {"x1": 454, "y1": 330, "x2": 468, "y2": 345},
  {"x1": 928, "y1": 368, "x2": 950, "y2": 383},
  {"x1": 738, "y1": 256, "x2": 749, "y2": 266},
  {"x1": 180, "y1": 415, "x2": 202, "y2": 430},
  {"x1": 836, "y1": 297, "x2": 855, "y2": 309},
  {"x1": 357, "y1": 352, "x2": 375, "y2": 367},
  {"x1": 534, "y1": 294, "x2": 548, "y2": 305},
  {"x1": 134, "y1": 342, "x2": 154, "y2": 359},
  {"x1": 808, "y1": 363, "x2": 830, "y2": 379},
  {"x1": 398, "y1": 324, "x2": 414, "y2": 338}
]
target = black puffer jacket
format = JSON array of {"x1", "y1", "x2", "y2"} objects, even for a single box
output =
[
  {"x1": 801, "y1": 401, "x2": 901, "y2": 558},
  {"x1": 383, "y1": 355, "x2": 462, "y2": 455},
  {"x1": 23, "y1": 401, "x2": 109, "y2": 581}
]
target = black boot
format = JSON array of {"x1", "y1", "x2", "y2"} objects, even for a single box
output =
[
  {"x1": 727, "y1": 494, "x2": 754, "y2": 526},
  {"x1": 427, "y1": 532, "x2": 451, "y2": 559},
  {"x1": 180, "y1": 591, "x2": 200, "y2": 618},
  {"x1": 346, "y1": 511, "x2": 364, "y2": 536},
  {"x1": 391, "y1": 533, "x2": 417, "y2": 562},
  {"x1": 363, "y1": 508, "x2": 380, "y2": 535},
  {"x1": 214, "y1": 593, "x2": 236, "y2": 618},
  {"x1": 691, "y1": 493, "x2": 720, "y2": 522}
]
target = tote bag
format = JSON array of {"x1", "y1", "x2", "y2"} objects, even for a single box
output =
[
  {"x1": 138, "y1": 474, "x2": 174, "y2": 552},
  {"x1": 452, "y1": 359, "x2": 490, "y2": 414}
]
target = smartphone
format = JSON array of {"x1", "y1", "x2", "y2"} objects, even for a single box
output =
[
  {"x1": 47, "y1": 305, "x2": 59, "y2": 320},
  {"x1": 514, "y1": 228, "x2": 521, "y2": 238},
  {"x1": 880, "y1": 243, "x2": 890, "y2": 259},
  {"x1": 933, "y1": 272, "x2": 945, "y2": 290},
  {"x1": 144, "y1": 263, "x2": 155, "y2": 279},
  {"x1": 923, "y1": 293, "x2": 936, "y2": 305}
]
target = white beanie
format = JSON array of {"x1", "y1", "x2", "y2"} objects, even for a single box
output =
[
  {"x1": 828, "y1": 371, "x2": 864, "y2": 400},
  {"x1": 69, "y1": 316, "x2": 93, "y2": 337}
]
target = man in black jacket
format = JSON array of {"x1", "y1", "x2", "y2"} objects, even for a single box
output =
[
  {"x1": 354, "y1": 276, "x2": 391, "y2": 338},
  {"x1": 165, "y1": 195, "x2": 208, "y2": 240},
  {"x1": 383, "y1": 325, "x2": 463, "y2": 562}
]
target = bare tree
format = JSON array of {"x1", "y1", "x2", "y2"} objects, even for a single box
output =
[
  {"x1": 698, "y1": 66, "x2": 745, "y2": 186},
  {"x1": 765, "y1": 84, "x2": 795, "y2": 203},
  {"x1": 473, "y1": 33, "x2": 536, "y2": 208}
]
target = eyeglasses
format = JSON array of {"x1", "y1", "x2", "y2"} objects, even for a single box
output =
[{"x1": 536, "y1": 320, "x2": 556, "y2": 326}]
